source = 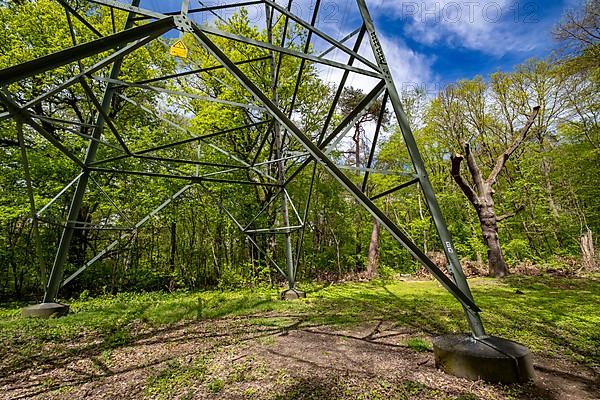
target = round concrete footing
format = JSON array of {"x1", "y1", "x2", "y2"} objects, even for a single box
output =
[
  {"x1": 433, "y1": 334, "x2": 534, "y2": 383},
  {"x1": 22, "y1": 303, "x2": 70, "y2": 318},
  {"x1": 280, "y1": 288, "x2": 306, "y2": 300}
]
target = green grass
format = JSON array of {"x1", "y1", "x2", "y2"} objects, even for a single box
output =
[
  {"x1": 406, "y1": 337, "x2": 432, "y2": 352},
  {"x1": 1, "y1": 274, "x2": 599, "y2": 378},
  {"x1": 145, "y1": 357, "x2": 208, "y2": 399}
]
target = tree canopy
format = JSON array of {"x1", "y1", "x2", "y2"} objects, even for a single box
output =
[{"x1": 0, "y1": 1, "x2": 598, "y2": 301}]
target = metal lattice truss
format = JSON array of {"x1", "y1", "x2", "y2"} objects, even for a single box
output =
[{"x1": 0, "y1": 0, "x2": 486, "y2": 336}]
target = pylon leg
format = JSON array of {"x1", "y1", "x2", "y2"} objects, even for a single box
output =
[{"x1": 44, "y1": 1, "x2": 142, "y2": 304}]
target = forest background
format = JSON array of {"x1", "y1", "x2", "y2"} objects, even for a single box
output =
[{"x1": 0, "y1": 0, "x2": 598, "y2": 301}]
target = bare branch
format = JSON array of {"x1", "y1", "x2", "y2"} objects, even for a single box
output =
[
  {"x1": 451, "y1": 154, "x2": 479, "y2": 206},
  {"x1": 496, "y1": 205, "x2": 525, "y2": 222},
  {"x1": 463, "y1": 142, "x2": 485, "y2": 193},
  {"x1": 0, "y1": 138, "x2": 20, "y2": 147},
  {"x1": 487, "y1": 106, "x2": 540, "y2": 185}
]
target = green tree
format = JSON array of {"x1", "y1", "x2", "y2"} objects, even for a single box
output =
[
  {"x1": 0, "y1": 0, "x2": 177, "y2": 298},
  {"x1": 426, "y1": 75, "x2": 542, "y2": 277},
  {"x1": 338, "y1": 87, "x2": 389, "y2": 275}
]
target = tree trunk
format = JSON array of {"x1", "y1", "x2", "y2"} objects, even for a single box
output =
[
  {"x1": 417, "y1": 191, "x2": 428, "y2": 253},
  {"x1": 449, "y1": 106, "x2": 539, "y2": 279},
  {"x1": 10, "y1": 258, "x2": 23, "y2": 300},
  {"x1": 355, "y1": 218, "x2": 363, "y2": 272},
  {"x1": 580, "y1": 229, "x2": 596, "y2": 271},
  {"x1": 169, "y1": 221, "x2": 176, "y2": 273},
  {"x1": 353, "y1": 123, "x2": 363, "y2": 272},
  {"x1": 367, "y1": 219, "x2": 380, "y2": 276},
  {"x1": 327, "y1": 223, "x2": 342, "y2": 278},
  {"x1": 169, "y1": 221, "x2": 177, "y2": 290},
  {"x1": 477, "y1": 194, "x2": 508, "y2": 277},
  {"x1": 542, "y1": 159, "x2": 562, "y2": 245}
]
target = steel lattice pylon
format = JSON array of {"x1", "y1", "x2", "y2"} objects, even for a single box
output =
[{"x1": 0, "y1": 0, "x2": 485, "y2": 337}]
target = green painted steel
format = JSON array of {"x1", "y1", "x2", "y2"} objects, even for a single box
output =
[
  {"x1": 0, "y1": 0, "x2": 489, "y2": 337},
  {"x1": 355, "y1": 0, "x2": 485, "y2": 337},
  {"x1": 44, "y1": 1, "x2": 144, "y2": 303},
  {"x1": 190, "y1": 23, "x2": 481, "y2": 313}
]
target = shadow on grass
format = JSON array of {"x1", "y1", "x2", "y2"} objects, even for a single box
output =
[
  {"x1": 473, "y1": 275, "x2": 600, "y2": 369},
  {"x1": 0, "y1": 275, "x2": 598, "y2": 399},
  {"x1": 2, "y1": 318, "x2": 290, "y2": 399},
  {"x1": 270, "y1": 375, "x2": 489, "y2": 400}
]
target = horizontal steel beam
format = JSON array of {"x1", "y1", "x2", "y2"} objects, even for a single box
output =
[
  {"x1": 116, "y1": 93, "x2": 278, "y2": 182},
  {"x1": 164, "y1": 1, "x2": 265, "y2": 16},
  {"x1": 133, "y1": 56, "x2": 271, "y2": 85},
  {"x1": 133, "y1": 154, "x2": 244, "y2": 169},
  {"x1": 30, "y1": 114, "x2": 96, "y2": 128},
  {"x1": 0, "y1": 92, "x2": 85, "y2": 168},
  {"x1": 88, "y1": 0, "x2": 166, "y2": 19},
  {"x1": 191, "y1": 23, "x2": 481, "y2": 313},
  {"x1": 62, "y1": 185, "x2": 193, "y2": 287},
  {"x1": 0, "y1": 34, "x2": 162, "y2": 122},
  {"x1": 245, "y1": 226, "x2": 303, "y2": 234},
  {"x1": 92, "y1": 75, "x2": 265, "y2": 110},
  {"x1": 90, "y1": 120, "x2": 268, "y2": 167},
  {"x1": 0, "y1": 17, "x2": 176, "y2": 86},
  {"x1": 370, "y1": 178, "x2": 420, "y2": 201},
  {"x1": 198, "y1": 25, "x2": 383, "y2": 79},
  {"x1": 335, "y1": 165, "x2": 416, "y2": 177},
  {"x1": 263, "y1": 0, "x2": 380, "y2": 72},
  {"x1": 89, "y1": 167, "x2": 281, "y2": 187}
]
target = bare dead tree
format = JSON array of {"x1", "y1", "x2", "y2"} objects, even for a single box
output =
[{"x1": 451, "y1": 106, "x2": 540, "y2": 277}]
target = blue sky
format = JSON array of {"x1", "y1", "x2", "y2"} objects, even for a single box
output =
[
  {"x1": 365, "y1": 0, "x2": 574, "y2": 87},
  {"x1": 134, "y1": 0, "x2": 576, "y2": 89}
]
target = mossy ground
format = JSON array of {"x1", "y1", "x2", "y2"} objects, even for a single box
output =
[{"x1": 0, "y1": 274, "x2": 598, "y2": 399}]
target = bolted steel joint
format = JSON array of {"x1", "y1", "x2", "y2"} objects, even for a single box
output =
[{"x1": 174, "y1": 15, "x2": 193, "y2": 33}]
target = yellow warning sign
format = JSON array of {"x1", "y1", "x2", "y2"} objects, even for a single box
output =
[{"x1": 170, "y1": 40, "x2": 188, "y2": 58}]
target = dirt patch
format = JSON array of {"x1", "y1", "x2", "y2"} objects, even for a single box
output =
[{"x1": 0, "y1": 316, "x2": 597, "y2": 399}]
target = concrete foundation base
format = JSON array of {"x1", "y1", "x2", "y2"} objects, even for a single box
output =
[
  {"x1": 280, "y1": 288, "x2": 306, "y2": 300},
  {"x1": 22, "y1": 303, "x2": 70, "y2": 318},
  {"x1": 433, "y1": 334, "x2": 534, "y2": 383}
]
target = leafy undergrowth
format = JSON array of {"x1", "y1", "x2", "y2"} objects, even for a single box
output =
[{"x1": 0, "y1": 274, "x2": 598, "y2": 399}]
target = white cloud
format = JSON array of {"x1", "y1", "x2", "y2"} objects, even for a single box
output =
[
  {"x1": 379, "y1": 34, "x2": 436, "y2": 90},
  {"x1": 160, "y1": 0, "x2": 438, "y2": 94},
  {"x1": 312, "y1": 30, "x2": 436, "y2": 98},
  {"x1": 369, "y1": 0, "x2": 546, "y2": 56}
]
